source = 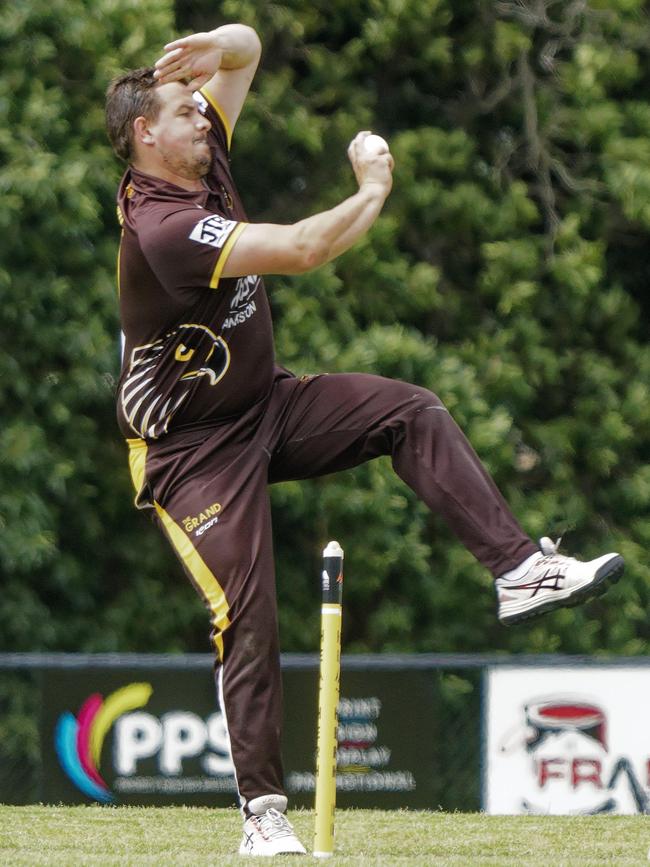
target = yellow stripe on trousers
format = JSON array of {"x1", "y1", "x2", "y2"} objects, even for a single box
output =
[{"x1": 127, "y1": 438, "x2": 231, "y2": 661}]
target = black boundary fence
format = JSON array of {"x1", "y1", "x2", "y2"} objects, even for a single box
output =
[{"x1": 1, "y1": 653, "x2": 648, "y2": 809}]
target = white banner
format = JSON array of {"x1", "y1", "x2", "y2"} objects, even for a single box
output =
[{"x1": 484, "y1": 666, "x2": 650, "y2": 814}]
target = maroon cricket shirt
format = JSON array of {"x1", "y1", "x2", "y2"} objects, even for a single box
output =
[{"x1": 115, "y1": 89, "x2": 276, "y2": 441}]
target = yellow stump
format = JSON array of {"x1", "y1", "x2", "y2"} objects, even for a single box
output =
[{"x1": 313, "y1": 542, "x2": 344, "y2": 858}]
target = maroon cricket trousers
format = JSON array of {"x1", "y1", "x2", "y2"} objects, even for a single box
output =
[{"x1": 130, "y1": 370, "x2": 537, "y2": 812}]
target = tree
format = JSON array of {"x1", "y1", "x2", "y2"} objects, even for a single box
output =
[
  {"x1": 177, "y1": 0, "x2": 650, "y2": 655},
  {"x1": 1, "y1": 0, "x2": 648, "y2": 663},
  {"x1": 0, "y1": 0, "x2": 209, "y2": 655}
]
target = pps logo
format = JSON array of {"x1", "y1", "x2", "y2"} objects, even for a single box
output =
[
  {"x1": 55, "y1": 683, "x2": 235, "y2": 803},
  {"x1": 55, "y1": 683, "x2": 152, "y2": 803}
]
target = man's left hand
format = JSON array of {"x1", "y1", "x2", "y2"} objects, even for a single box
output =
[{"x1": 154, "y1": 32, "x2": 224, "y2": 91}]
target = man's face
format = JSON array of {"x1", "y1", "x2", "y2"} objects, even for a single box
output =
[{"x1": 146, "y1": 82, "x2": 212, "y2": 180}]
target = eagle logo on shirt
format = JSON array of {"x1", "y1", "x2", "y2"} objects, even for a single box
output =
[{"x1": 121, "y1": 323, "x2": 230, "y2": 439}]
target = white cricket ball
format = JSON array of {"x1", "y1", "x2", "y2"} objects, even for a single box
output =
[{"x1": 363, "y1": 133, "x2": 389, "y2": 156}]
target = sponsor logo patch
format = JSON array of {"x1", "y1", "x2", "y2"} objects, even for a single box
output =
[
  {"x1": 222, "y1": 275, "x2": 260, "y2": 330},
  {"x1": 230, "y1": 275, "x2": 259, "y2": 309},
  {"x1": 192, "y1": 91, "x2": 208, "y2": 114},
  {"x1": 189, "y1": 214, "x2": 237, "y2": 249},
  {"x1": 182, "y1": 503, "x2": 222, "y2": 537}
]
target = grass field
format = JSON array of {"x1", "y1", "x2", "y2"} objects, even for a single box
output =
[{"x1": 1, "y1": 806, "x2": 649, "y2": 865}]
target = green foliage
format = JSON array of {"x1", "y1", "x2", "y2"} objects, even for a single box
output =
[
  {"x1": 0, "y1": 0, "x2": 209, "y2": 654},
  {"x1": 205, "y1": 0, "x2": 650, "y2": 655},
  {"x1": 1, "y1": 0, "x2": 648, "y2": 664}
]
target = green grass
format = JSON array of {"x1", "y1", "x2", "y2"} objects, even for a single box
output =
[{"x1": 0, "y1": 806, "x2": 648, "y2": 866}]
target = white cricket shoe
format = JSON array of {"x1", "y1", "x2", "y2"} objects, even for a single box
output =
[
  {"x1": 239, "y1": 794, "x2": 306, "y2": 857},
  {"x1": 496, "y1": 537, "x2": 624, "y2": 626}
]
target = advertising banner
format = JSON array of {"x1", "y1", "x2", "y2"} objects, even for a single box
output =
[
  {"x1": 484, "y1": 666, "x2": 650, "y2": 815},
  {"x1": 40, "y1": 665, "x2": 444, "y2": 808}
]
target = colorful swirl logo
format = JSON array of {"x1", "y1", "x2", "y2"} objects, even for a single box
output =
[{"x1": 54, "y1": 682, "x2": 153, "y2": 802}]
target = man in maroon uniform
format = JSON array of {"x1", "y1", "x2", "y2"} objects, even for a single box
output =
[{"x1": 106, "y1": 23, "x2": 623, "y2": 856}]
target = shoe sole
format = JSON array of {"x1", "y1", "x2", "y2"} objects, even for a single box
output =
[{"x1": 499, "y1": 555, "x2": 625, "y2": 626}]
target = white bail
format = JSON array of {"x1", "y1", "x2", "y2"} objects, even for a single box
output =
[{"x1": 323, "y1": 540, "x2": 344, "y2": 559}]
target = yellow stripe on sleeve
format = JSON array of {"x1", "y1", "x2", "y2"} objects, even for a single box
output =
[
  {"x1": 199, "y1": 87, "x2": 233, "y2": 150},
  {"x1": 209, "y1": 222, "x2": 248, "y2": 289}
]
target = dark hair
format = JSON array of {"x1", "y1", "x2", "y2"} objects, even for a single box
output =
[{"x1": 105, "y1": 67, "x2": 161, "y2": 163}]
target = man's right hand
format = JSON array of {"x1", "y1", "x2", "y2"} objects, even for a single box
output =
[
  {"x1": 347, "y1": 131, "x2": 394, "y2": 197},
  {"x1": 219, "y1": 131, "x2": 394, "y2": 279}
]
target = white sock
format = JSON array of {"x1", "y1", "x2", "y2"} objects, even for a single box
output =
[{"x1": 500, "y1": 551, "x2": 543, "y2": 582}]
